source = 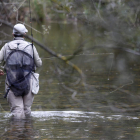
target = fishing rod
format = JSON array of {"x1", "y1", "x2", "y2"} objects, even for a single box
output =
[{"x1": 29, "y1": 0, "x2": 33, "y2": 46}]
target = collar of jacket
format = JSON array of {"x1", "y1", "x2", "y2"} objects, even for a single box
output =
[{"x1": 14, "y1": 37, "x2": 25, "y2": 40}]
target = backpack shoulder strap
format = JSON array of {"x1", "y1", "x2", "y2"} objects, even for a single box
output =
[
  {"x1": 4, "y1": 42, "x2": 13, "y2": 63},
  {"x1": 23, "y1": 42, "x2": 34, "y2": 59}
]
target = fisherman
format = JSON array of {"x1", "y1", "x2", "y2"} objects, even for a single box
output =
[{"x1": 0, "y1": 23, "x2": 42, "y2": 119}]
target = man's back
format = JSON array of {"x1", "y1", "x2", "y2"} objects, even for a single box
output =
[
  {"x1": 0, "y1": 37, "x2": 42, "y2": 67},
  {"x1": 5, "y1": 41, "x2": 35, "y2": 97}
]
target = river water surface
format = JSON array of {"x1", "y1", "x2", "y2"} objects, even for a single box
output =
[{"x1": 0, "y1": 22, "x2": 140, "y2": 139}]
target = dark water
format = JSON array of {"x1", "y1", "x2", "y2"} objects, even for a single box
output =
[{"x1": 0, "y1": 22, "x2": 140, "y2": 139}]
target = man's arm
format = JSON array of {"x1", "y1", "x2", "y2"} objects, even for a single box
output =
[
  {"x1": 0, "y1": 45, "x2": 5, "y2": 75},
  {"x1": 33, "y1": 46, "x2": 42, "y2": 67},
  {"x1": 0, "y1": 45, "x2": 5, "y2": 64}
]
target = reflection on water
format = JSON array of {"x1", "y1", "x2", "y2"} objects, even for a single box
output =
[
  {"x1": 0, "y1": 116, "x2": 37, "y2": 140},
  {"x1": 0, "y1": 111, "x2": 140, "y2": 139}
]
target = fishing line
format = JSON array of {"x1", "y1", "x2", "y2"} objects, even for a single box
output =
[{"x1": 110, "y1": 79, "x2": 134, "y2": 94}]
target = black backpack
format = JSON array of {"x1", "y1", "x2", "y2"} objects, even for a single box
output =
[{"x1": 4, "y1": 43, "x2": 35, "y2": 98}]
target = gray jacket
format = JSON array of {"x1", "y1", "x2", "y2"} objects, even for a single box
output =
[{"x1": 0, "y1": 37, "x2": 42, "y2": 67}]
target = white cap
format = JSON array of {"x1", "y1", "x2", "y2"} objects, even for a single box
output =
[{"x1": 13, "y1": 24, "x2": 28, "y2": 35}]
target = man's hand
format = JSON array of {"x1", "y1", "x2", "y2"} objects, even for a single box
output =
[{"x1": 0, "y1": 69, "x2": 4, "y2": 76}]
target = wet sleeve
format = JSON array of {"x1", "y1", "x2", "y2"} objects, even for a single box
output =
[
  {"x1": 0, "y1": 45, "x2": 5, "y2": 64},
  {"x1": 33, "y1": 46, "x2": 42, "y2": 67}
]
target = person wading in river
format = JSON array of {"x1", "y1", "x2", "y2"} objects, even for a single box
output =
[{"x1": 0, "y1": 23, "x2": 42, "y2": 119}]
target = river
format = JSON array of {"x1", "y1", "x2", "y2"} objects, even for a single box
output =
[{"x1": 0, "y1": 22, "x2": 140, "y2": 139}]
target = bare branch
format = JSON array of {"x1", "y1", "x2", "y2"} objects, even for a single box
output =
[{"x1": 0, "y1": 0, "x2": 10, "y2": 22}]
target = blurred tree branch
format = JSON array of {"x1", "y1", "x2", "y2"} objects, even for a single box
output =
[
  {"x1": 0, "y1": 19, "x2": 86, "y2": 86},
  {"x1": 0, "y1": 0, "x2": 10, "y2": 22}
]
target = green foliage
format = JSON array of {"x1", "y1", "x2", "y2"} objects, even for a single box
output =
[
  {"x1": 32, "y1": 0, "x2": 46, "y2": 21},
  {"x1": 29, "y1": 0, "x2": 140, "y2": 50}
]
